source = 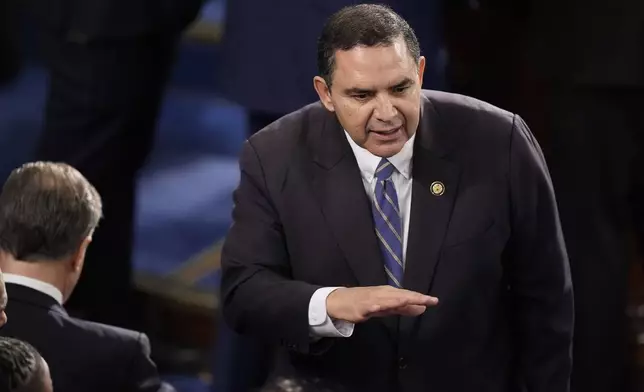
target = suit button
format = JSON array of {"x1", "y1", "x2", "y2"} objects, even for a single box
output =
[{"x1": 398, "y1": 357, "x2": 407, "y2": 369}]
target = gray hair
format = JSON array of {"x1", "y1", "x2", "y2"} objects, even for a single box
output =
[{"x1": 0, "y1": 161, "x2": 102, "y2": 262}]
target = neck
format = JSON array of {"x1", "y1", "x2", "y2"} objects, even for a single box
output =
[{"x1": 0, "y1": 254, "x2": 67, "y2": 296}]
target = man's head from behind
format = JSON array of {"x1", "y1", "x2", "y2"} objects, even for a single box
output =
[
  {"x1": 0, "y1": 162, "x2": 102, "y2": 302},
  {"x1": 0, "y1": 337, "x2": 53, "y2": 392},
  {"x1": 313, "y1": 4, "x2": 425, "y2": 158}
]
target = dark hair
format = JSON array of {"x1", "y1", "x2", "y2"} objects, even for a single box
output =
[
  {"x1": 317, "y1": 4, "x2": 420, "y2": 87},
  {"x1": 0, "y1": 337, "x2": 47, "y2": 392},
  {"x1": 0, "y1": 162, "x2": 102, "y2": 262}
]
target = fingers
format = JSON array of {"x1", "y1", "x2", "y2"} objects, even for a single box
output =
[
  {"x1": 396, "y1": 304, "x2": 427, "y2": 316},
  {"x1": 373, "y1": 286, "x2": 439, "y2": 308},
  {"x1": 363, "y1": 287, "x2": 439, "y2": 319},
  {"x1": 396, "y1": 289, "x2": 438, "y2": 306},
  {"x1": 340, "y1": 286, "x2": 440, "y2": 322},
  {"x1": 405, "y1": 293, "x2": 438, "y2": 306},
  {"x1": 367, "y1": 304, "x2": 427, "y2": 318}
]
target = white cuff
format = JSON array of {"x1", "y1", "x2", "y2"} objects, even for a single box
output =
[{"x1": 308, "y1": 287, "x2": 354, "y2": 338}]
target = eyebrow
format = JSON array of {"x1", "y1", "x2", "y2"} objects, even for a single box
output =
[{"x1": 343, "y1": 77, "x2": 414, "y2": 96}]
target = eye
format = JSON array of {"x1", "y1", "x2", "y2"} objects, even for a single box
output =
[
  {"x1": 392, "y1": 85, "x2": 409, "y2": 94},
  {"x1": 352, "y1": 93, "x2": 369, "y2": 101}
]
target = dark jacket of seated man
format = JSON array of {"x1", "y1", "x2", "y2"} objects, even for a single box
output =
[{"x1": 0, "y1": 161, "x2": 173, "y2": 392}]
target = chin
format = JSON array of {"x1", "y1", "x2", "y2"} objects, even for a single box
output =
[{"x1": 368, "y1": 143, "x2": 405, "y2": 158}]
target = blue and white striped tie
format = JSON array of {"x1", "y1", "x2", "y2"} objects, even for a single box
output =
[{"x1": 371, "y1": 158, "x2": 404, "y2": 288}]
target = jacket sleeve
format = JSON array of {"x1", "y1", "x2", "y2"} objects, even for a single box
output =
[
  {"x1": 220, "y1": 140, "x2": 322, "y2": 353},
  {"x1": 124, "y1": 333, "x2": 175, "y2": 392},
  {"x1": 507, "y1": 114, "x2": 574, "y2": 391}
]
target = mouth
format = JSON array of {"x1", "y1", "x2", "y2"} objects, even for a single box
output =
[
  {"x1": 369, "y1": 126, "x2": 405, "y2": 141},
  {"x1": 370, "y1": 126, "x2": 402, "y2": 135}
]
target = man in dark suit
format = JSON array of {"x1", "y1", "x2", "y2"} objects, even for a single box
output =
[
  {"x1": 19, "y1": 0, "x2": 203, "y2": 327},
  {"x1": 221, "y1": 5, "x2": 574, "y2": 392},
  {"x1": 215, "y1": 3, "x2": 445, "y2": 388},
  {"x1": 0, "y1": 337, "x2": 53, "y2": 392},
  {"x1": 215, "y1": 2, "x2": 445, "y2": 388},
  {"x1": 0, "y1": 162, "x2": 173, "y2": 392}
]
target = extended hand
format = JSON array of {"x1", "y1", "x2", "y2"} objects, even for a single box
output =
[{"x1": 326, "y1": 286, "x2": 439, "y2": 323}]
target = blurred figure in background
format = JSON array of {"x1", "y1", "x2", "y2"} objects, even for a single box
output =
[
  {"x1": 0, "y1": 337, "x2": 53, "y2": 392},
  {"x1": 447, "y1": 0, "x2": 644, "y2": 391},
  {"x1": 217, "y1": 0, "x2": 446, "y2": 136},
  {"x1": 0, "y1": 0, "x2": 21, "y2": 88},
  {"x1": 0, "y1": 162, "x2": 172, "y2": 392},
  {"x1": 20, "y1": 0, "x2": 204, "y2": 327}
]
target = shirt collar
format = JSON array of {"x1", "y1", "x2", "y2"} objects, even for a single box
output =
[
  {"x1": 344, "y1": 131, "x2": 415, "y2": 182},
  {"x1": 2, "y1": 274, "x2": 64, "y2": 305}
]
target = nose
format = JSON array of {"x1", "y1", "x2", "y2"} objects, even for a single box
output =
[{"x1": 373, "y1": 95, "x2": 397, "y2": 122}]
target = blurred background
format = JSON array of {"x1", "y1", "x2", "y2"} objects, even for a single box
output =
[{"x1": 0, "y1": 0, "x2": 643, "y2": 391}]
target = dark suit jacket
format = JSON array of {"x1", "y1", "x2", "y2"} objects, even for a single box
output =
[
  {"x1": 217, "y1": 0, "x2": 445, "y2": 115},
  {"x1": 0, "y1": 283, "x2": 173, "y2": 392},
  {"x1": 221, "y1": 90, "x2": 574, "y2": 392}
]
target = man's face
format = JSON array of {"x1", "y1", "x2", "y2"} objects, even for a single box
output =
[
  {"x1": 314, "y1": 36, "x2": 425, "y2": 158},
  {"x1": 0, "y1": 267, "x2": 6, "y2": 327}
]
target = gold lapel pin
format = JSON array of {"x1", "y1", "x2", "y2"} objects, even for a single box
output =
[{"x1": 430, "y1": 181, "x2": 445, "y2": 196}]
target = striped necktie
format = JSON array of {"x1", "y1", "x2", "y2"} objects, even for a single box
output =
[{"x1": 371, "y1": 158, "x2": 404, "y2": 288}]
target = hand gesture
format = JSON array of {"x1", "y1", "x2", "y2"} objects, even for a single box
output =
[{"x1": 326, "y1": 285, "x2": 439, "y2": 323}]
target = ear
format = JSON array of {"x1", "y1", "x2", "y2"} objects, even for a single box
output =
[
  {"x1": 313, "y1": 76, "x2": 335, "y2": 112},
  {"x1": 417, "y1": 56, "x2": 426, "y2": 87},
  {"x1": 70, "y1": 237, "x2": 91, "y2": 273}
]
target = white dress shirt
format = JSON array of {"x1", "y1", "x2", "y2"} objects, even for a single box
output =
[
  {"x1": 308, "y1": 131, "x2": 416, "y2": 338},
  {"x1": 3, "y1": 273, "x2": 64, "y2": 305}
]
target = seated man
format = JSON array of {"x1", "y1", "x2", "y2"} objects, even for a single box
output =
[
  {"x1": 0, "y1": 337, "x2": 53, "y2": 392},
  {"x1": 0, "y1": 162, "x2": 174, "y2": 392}
]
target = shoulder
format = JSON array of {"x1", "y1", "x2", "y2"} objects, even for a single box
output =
[
  {"x1": 422, "y1": 90, "x2": 521, "y2": 154},
  {"x1": 248, "y1": 101, "x2": 327, "y2": 153},
  {"x1": 69, "y1": 317, "x2": 148, "y2": 353},
  {"x1": 239, "y1": 101, "x2": 329, "y2": 176},
  {"x1": 422, "y1": 89, "x2": 516, "y2": 132},
  {"x1": 420, "y1": 90, "x2": 531, "y2": 175}
]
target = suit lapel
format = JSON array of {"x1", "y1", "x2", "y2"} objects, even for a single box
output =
[
  {"x1": 400, "y1": 95, "x2": 460, "y2": 336},
  {"x1": 308, "y1": 110, "x2": 388, "y2": 288},
  {"x1": 403, "y1": 152, "x2": 459, "y2": 294}
]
